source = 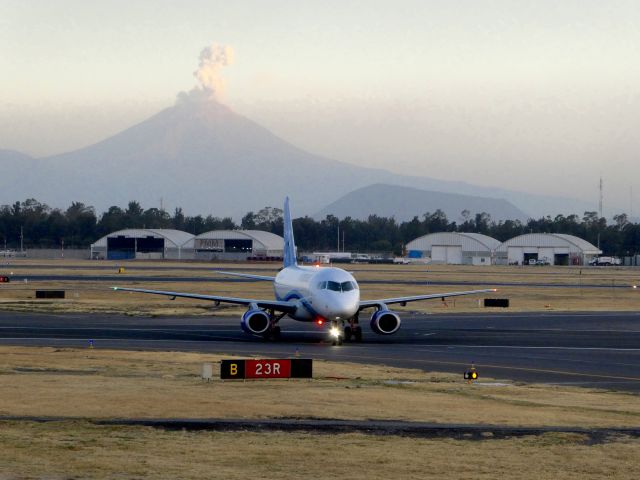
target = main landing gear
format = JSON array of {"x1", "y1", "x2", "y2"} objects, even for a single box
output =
[{"x1": 262, "y1": 311, "x2": 285, "y2": 340}]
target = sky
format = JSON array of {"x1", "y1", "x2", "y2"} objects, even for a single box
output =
[{"x1": 1, "y1": 0, "x2": 639, "y2": 213}]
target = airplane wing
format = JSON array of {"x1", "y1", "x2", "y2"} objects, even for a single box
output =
[
  {"x1": 214, "y1": 270, "x2": 276, "y2": 281},
  {"x1": 112, "y1": 287, "x2": 297, "y2": 313},
  {"x1": 358, "y1": 288, "x2": 497, "y2": 310}
]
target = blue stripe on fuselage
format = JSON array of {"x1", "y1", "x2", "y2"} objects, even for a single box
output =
[{"x1": 277, "y1": 289, "x2": 320, "y2": 319}]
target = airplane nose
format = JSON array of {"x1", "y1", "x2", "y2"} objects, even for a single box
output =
[{"x1": 321, "y1": 297, "x2": 359, "y2": 321}]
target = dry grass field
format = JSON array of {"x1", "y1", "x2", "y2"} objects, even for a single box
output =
[
  {"x1": 1, "y1": 259, "x2": 640, "y2": 477},
  {"x1": 1, "y1": 423, "x2": 639, "y2": 480},
  {"x1": 2, "y1": 347, "x2": 640, "y2": 427},
  {"x1": 0, "y1": 347, "x2": 639, "y2": 478},
  {"x1": 0, "y1": 258, "x2": 639, "y2": 316}
]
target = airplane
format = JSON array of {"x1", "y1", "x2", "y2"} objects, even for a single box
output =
[{"x1": 113, "y1": 197, "x2": 496, "y2": 345}]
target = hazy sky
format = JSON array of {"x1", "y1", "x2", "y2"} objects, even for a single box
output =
[{"x1": 2, "y1": 0, "x2": 639, "y2": 212}]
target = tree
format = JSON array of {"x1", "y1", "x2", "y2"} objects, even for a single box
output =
[
  {"x1": 125, "y1": 201, "x2": 144, "y2": 227},
  {"x1": 241, "y1": 212, "x2": 256, "y2": 229},
  {"x1": 172, "y1": 208, "x2": 186, "y2": 231},
  {"x1": 65, "y1": 202, "x2": 97, "y2": 247},
  {"x1": 613, "y1": 213, "x2": 629, "y2": 231},
  {"x1": 98, "y1": 206, "x2": 126, "y2": 235}
]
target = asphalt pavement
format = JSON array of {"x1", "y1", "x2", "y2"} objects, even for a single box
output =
[{"x1": 0, "y1": 310, "x2": 639, "y2": 392}]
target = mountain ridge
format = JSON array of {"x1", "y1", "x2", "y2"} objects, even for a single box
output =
[
  {"x1": 314, "y1": 183, "x2": 528, "y2": 222},
  {"x1": 0, "y1": 99, "x2": 605, "y2": 219}
]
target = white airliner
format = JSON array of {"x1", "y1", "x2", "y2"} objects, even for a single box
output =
[{"x1": 114, "y1": 198, "x2": 495, "y2": 345}]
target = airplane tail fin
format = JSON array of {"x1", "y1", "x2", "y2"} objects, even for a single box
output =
[{"x1": 283, "y1": 197, "x2": 297, "y2": 268}]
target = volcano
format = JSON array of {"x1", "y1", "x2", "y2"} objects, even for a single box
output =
[{"x1": 0, "y1": 99, "x2": 595, "y2": 219}]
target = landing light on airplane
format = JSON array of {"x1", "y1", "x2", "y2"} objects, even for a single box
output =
[{"x1": 329, "y1": 326, "x2": 341, "y2": 338}]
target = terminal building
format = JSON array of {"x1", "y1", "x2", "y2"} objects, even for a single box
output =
[
  {"x1": 90, "y1": 229, "x2": 194, "y2": 260},
  {"x1": 181, "y1": 230, "x2": 285, "y2": 261},
  {"x1": 405, "y1": 232, "x2": 500, "y2": 265},
  {"x1": 494, "y1": 233, "x2": 601, "y2": 266}
]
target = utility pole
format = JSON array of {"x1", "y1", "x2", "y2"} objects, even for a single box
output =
[
  {"x1": 597, "y1": 177, "x2": 603, "y2": 252},
  {"x1": 20, "y1": 226, "x2": 23, "y2": 253},
  {"x1": 599, "y1": 176, "x2": 603, "y2": 218},
  {"x1": 337, "y1": 223, "x2": 340, "y2": 251}
]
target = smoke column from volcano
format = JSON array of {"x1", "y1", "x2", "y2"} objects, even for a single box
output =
[{"x1": 178, "y1": 43, "x2": 234, "y2": 103}]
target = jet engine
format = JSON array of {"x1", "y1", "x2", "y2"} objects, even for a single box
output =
[
  {"x1": 241, "y1": 309, "x2": 271, "y2": 335},
  {"x1": 370, "y1": 310, "x2": 401, "y2": 335}
]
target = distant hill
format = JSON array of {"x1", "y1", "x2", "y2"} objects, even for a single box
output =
[
  {"x1": 0, "y1": 149, "x2": 33, "y2": 162},
  {"x1": 0, "y1": 150, "x2": 36, "y2": 199},
  {"x1": 315, "y1": 184, "x2": 528, "y2": 222},
  {"x1": 0, "y1": 98, "x2": 606, "y2": 219}
]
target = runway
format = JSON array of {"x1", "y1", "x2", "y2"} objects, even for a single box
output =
[{"x1": 0, "y1": 310, "x2": 639, "y2": 392}]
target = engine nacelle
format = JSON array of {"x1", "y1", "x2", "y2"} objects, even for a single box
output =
[
  {"x1": 241, "y1": 309, "x2": 271, "y2": 335},
  {"x1": 370, "y1": 310, "x2": 401, "y2": 335}
]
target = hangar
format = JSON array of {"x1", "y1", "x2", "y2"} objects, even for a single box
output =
[
  {"x1": 405, "y1": 232, "x2": 500, "y2": 265},
  {"x1": 90, "y1": 229, "x2": 194, "y2": 260},
  {"x1": 495, "y1": 233, "x2": 601, "y2": 266},
  {"x1": 181, "y1": 230, "x2": 285, "y2": 261}
]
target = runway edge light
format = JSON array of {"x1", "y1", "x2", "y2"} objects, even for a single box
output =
[{"x1": 464, "y1": 364, "x2": 478, "y2": 383}]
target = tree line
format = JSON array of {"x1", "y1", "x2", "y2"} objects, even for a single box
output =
[{"x1": 1, "y1": 199, "x2": 639, "y2": 256}]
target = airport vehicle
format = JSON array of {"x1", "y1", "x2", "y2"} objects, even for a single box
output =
[
  {"x1": 351, "y1": 253, "x2": 371, "y2": 263},
  {"x1": 589, "y1": 256, "x2": 622, "y2": 266},
  {"x1": 114, "y1": 198, "x2": 495, "y2": 344},
  {"x1": 311, "y1": 252, "x2": 352, "y2": 264}
]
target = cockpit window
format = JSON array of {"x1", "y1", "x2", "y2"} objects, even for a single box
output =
[
  {"x1": 341, "y1": 281, "x2": 356, "y2": 291},
  {"x1": 321, "y1": 280, "x2": 358, "y2": 292}
]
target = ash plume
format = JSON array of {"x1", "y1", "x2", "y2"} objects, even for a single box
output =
[{"x1": 178, "y1": 43, "x2": 234, "y2": 104}]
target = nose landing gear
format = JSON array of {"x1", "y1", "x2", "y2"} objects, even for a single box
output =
[
  {"x1": 330, "y1": 316, "x2": 362, "y2": 345},
  {"x1": 329, "y1": 321, "x2": 343, "y2": 345}
]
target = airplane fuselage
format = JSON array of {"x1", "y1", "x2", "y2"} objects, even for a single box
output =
[{"x1": 274, "y1": 265, "x2": 360, "y2": 322}]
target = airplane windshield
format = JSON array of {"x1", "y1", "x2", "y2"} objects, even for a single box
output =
[
  {"x1": 320, "y1": 280, "x2": 358, "y2": 292},
  {"x1": 341, "y1": 281, "x2": 357, "y2": 291}
]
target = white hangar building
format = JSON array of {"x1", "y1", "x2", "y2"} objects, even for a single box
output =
[
  {"x1": 495, "y1": 233, "x2": 601, "y2": 266},
  {"x1": 406, "y1": 232, "x2": 501, "y2": 265},
  {"x1": 181, "y1": 230, "x2": 285, "y2": 261},
  {"x1": 90, "y1": 229, "x2": 194, "y2": 260}
]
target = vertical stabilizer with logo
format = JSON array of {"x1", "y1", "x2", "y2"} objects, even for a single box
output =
[{"x1": 283, "y1": 197, "x2": 297, "y2": 268}]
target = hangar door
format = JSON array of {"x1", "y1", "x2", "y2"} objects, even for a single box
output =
[
  {"x1": 538, "y1": 248, "x2": 555, "y2": 265},
  {"x1": 507, "y1": 247, "x2": 523, "y2": 265},
  {"x1": 432, "y1": 245, "x2": 462, "y2": 264}
]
